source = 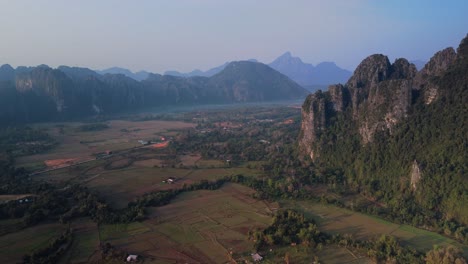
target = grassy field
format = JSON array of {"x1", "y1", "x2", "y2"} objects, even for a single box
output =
[
  {"x1": 258, "y1": 244, "x2": 371, "y2": 264},
  {"x1": 99, "y1": 183, "x2": 277, "y2": 263},
  {"x1": 17, "y1": 120, "x2": 195, "y2": 168},
  {"x1": 283, "y1": 200, "x2": 468, "y2": 256},
  {"x1": 0, "y1": 222, "x2": 68, "y2": 263},
  {"x1": 59, "y1": 218, "x2": 101, "y2": 264},
  {"x1": 36, "y1": 150, "x2": 265, "y2": 209},
  {"x1": 0, "y1": 184, "x2": 275, "y2": 263}
]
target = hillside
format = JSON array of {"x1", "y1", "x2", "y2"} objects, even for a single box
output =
[
  {"x1": 298, "y1": 34, "x2": 468, "y2": 232},
  {"x1": 0, "y1": 61, "x2": 308, "y2": 124}
]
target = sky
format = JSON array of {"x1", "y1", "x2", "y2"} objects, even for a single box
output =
[{"x1": 0, "y1": 0, "x2": 467, "y2": 73}]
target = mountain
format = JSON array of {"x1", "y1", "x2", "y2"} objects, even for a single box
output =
[
  {"x1": 298, "y1": 35, "x2": 468, "y2": 227},
  {"x1": 0, "y1": 64, "x2": 15, "y2": 82},
  {"x1": 410, "y1": 60, "x2": 427, "y2": 71},
  {"x1": 208, "y1": 61, "x2": 307, "y2": 102},
  {"x1": 145, "y1": 61, "x2": 308, "y2": 104},
  {"x1": 165, "y1": 59, "x2": 259, "y2": 78},
  {"x1": 0, "y1": 61, "x2": 308, "y2": 124},
  {"x1": 165, "y1": 62, "x2": 230, "y2": 77},
  {"x1": 58, "y1": 66, "x2": 102, "y2": 80},
  {"x1": 96, "y1": 67, "x2": 151, "y2": 81},
  {"x1": 268, "y1": 52, "x2": 352, "y2": 87},
  {"x1": 165, "y1": 52, "x2": 352, "y2": 88}
]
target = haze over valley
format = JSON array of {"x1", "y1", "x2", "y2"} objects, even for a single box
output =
[{"x1": 0, "y1": 1, "x2": 467, "y2": 263}]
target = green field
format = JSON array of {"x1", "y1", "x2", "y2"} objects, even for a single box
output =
[
  {"x1": 257, "y1": 244, "x2": 371, "y2": 264},
  {"x1": 9, "y1": 113, "x2": 466, "y2": 263},
  {"x1": 283, "y1": 200, "x2": 468, "y2": 256},
  {"x1": 36, "y1": 152, "x2": 264, "y2": 209},
  {"x1": 59, "y1": 218, "x2": 100, "y2": 264},
  {"x1": 0, "y1": 223, "x2": 68, "y2": 263},
  {"x1": 17, "y1": 119, "x2": 195, "y2": 168},
  {"x1": 99, "y1": 183, "x2": 276, "y2": 263}
]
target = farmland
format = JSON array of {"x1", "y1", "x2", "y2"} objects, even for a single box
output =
[
  {"x1": 0, "y1": 223, "x2": 68, "y2": 263},
  {"x1": 2, "y1": 105, "x2": 467, "y2": 263},
  {"x1": 17, "y1": 119, "x2": 196, "y2": 169},
  {"x1": 99, "y1": 183, "x2": 278, "y2": 263},
  {"x1": 283, "y1": 201, "x2": 468, "y2": 256},
  {"x1": 0, "y1": 183, "x2": 277, "y2": 263}
]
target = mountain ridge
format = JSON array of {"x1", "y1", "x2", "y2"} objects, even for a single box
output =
[
  {"x1": 0, "y1": 60, "x2": 308, "y2": 124},
  {"x1": 162, "y1": 53, "x2": 352, "y2": 88}
]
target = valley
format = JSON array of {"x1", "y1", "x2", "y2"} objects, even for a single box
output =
[
  {"x1": 1, "y1": 102, "x2": 465, "y2": 263},
  {"x1": 1, "y1": 2, "x2": 467, "y2": 264}
]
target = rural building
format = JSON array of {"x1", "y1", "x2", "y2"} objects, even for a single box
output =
[
  {"x1": 17, "y1": 196, "x2": 35, "y2": 204},
  {"x1": 126, "y1": 254, "x2": 138, "y2": 262},
  {"x1": 252, "y1": 253, "x2": 263, "y2": 262},
  {"x1": 163, "y1": 177, "x2": 175, "y2": 184},
  {"x1": 138, "y1": 140, "x2": 149, "y2": 145}
]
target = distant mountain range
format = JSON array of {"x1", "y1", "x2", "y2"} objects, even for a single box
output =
[
  {"x1": 164, "y1": 62, "x2": 230, "y2": 78},
  {"x1": 160, "y1": 53, "x2": 353, "y2": 87},
  {"x1": 0, "y1": 61, "x2": 308, "y2": 124},
  {"x1": 268, "y1": 52, "x2": 352, "y2": 86},
  {"x1": 410, "y1": 60, "x2": 427, "y2": 71},
  {"x1": 95, "y1": 67, "x2": 151, "y2": 81},
  {"x1": 94, "y1": 54, "x2": 428, "y2": 90},
  {"x1": 163, "y1": 59, "x2": 258, "y2": 78}
]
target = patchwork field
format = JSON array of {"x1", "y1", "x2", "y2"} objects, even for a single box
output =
[
  {"x1": 0, "y1": 184, "x2": 276, "y2": 263},
  {"x1": 17, "y1": 119, "x2": 195, "y2": 168},
  {"x1": 34, "y1": 144, "x2": 264, "y2": 209},
  {"x1": 283, "y1": 201, "x2": 468, "y2": 256},
  {"x1": 99, "y1": 183, "x2": 278, "y2": 263},
  {"x1": 8, "y1": 109, "x2": 465, "y2": 263}
]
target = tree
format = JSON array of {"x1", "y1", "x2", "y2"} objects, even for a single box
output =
[{"x1": 425, "y1": 246, "x2": 467, "y2": 264}]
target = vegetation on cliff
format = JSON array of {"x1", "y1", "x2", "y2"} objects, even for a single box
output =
[{"x1": 298, "y1": 35, "x2": 468, "y2": 241}]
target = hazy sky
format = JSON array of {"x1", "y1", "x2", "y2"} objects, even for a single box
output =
[{"x1": 0, "y1": 0, "x2": 467, "y2": 73}]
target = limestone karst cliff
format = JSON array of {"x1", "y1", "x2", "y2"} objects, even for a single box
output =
[
  {"x1": 298, "y1": 34, "x2": 468, "y2": 225},
  {"x1": 299, "y1": 39, "x2": 462, "y2": 157}
]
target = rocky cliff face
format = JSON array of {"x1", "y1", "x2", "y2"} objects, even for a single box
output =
[
  {"x1": 299, "y1": 54, "x2": 419, "y2": 153},
  {"x1": 299, "y1": 42, "x2": 460, "y2": 159},
  {"x1": 414, "y1": 48, "x2": 457, "y2": 104},
  {"x1": 299, "y1": 91, "x2": 330, "y2": 160},
  {"x1": 298, "y1": 34, "x2": 468, "y2": 225}
]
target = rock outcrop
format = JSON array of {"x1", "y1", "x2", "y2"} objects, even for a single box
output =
[
  {"x1": 298, "y1": 34, "x2": 468, "y2": 226},
  {"x1": 299, "y1": 42, "x2": 459, "y2": 161},
  {"x1": 299, "y1": 91, "x2": 329, "y2": 160},
  {"x1": 414, "y1": 48, "x2": 457, "y2": 104},
  {"x1": 410, "y1": 160, "x2": 422, "y2": 191}
]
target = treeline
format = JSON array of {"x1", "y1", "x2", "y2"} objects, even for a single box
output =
[
  {"x1": 249, "y1": 209, "x2": 327, "y2": 249},
  {"x1": 0, "y1": 126, "x2": 57, "y2": 156}
]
